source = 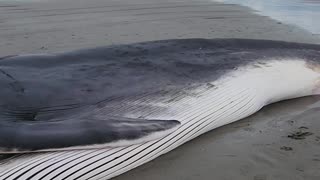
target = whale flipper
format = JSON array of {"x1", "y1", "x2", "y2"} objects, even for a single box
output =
[{"x1": 0, "y1": 117, "x2": 180, "y2": 153}]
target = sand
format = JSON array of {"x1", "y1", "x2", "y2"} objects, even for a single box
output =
[
  {"x1": 0, "y1": 0, "x2": 319, "y2": 179},
  {"x1": 1, "y1": 0, "x2": 319, "y2": 56}
]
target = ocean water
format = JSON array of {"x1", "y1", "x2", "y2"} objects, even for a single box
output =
[{"x1": 214, "y1": 0, "x2": 320, "y2": 35}]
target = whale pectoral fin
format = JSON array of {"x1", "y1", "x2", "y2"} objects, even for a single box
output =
[
  {"x1": 0, "y1": 117, "x2": 180, "y2": 153},
  {"x1": 102, "y1": 117, "x2": 181, "y2": 145}
]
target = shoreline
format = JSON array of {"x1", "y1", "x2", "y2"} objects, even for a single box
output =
[{"x1": 0, "y1": 0, "x2": 318, "y2": 57}]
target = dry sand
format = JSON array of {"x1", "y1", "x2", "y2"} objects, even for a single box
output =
[{"x1": 0, "y1": 0, "x2": 319, "y2": 179}]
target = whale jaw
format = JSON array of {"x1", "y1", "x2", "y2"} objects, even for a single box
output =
[{"x1": 220, "y1": 59, "x2": 320, "y2": 105}]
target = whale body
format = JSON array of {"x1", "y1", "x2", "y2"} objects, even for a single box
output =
[{"x1": 0, "y1": 39, "x2": 320, "y2": 179}]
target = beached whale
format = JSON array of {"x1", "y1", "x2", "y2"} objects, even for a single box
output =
[{"x1": 0, "y1": 38, "x2": 320, "y2": 179}]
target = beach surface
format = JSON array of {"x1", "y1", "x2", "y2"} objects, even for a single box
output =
[{"x1": 0, "y1": 0, "x2": 320, "y2": 179}]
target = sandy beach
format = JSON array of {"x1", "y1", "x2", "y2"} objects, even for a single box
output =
[{"x1": 0, "y1": 0, "x2": 320, "y2": 179}]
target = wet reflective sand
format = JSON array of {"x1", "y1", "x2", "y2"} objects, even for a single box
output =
[{"x1": 214, "y1": 0, "x2": 320, "y2": 34}]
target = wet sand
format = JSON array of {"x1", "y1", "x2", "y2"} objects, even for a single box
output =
[
  {"x1": 0, "y1": 0, "x2": 320, "y2": 179},
  {"x1": 1, "y1": 0, "x2": 319, "y2": 56}
]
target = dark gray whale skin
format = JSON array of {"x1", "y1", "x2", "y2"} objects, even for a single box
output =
[{"x1": 0, "y1": 38, "x2": 320, "y2": 152}]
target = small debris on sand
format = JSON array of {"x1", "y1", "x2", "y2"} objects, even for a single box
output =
[
  {"x1": 288, "y1": 127, "x2": 313, "y2": 140},
  {"x1": 280, "y1": 146, "x2": 293, "y2": 151}
]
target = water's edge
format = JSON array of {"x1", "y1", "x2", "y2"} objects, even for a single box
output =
[{"x1": 213, "y1": 0, "x2": 320, "y2": 35}]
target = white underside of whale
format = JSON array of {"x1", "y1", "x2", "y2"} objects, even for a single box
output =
[{"x1": 0, "y1": 59, "x2": 319, "y2": 180}]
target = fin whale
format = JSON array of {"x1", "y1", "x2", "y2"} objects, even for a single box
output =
[{"x1": 0, "y1": 38, "x2": 320, "y2": 179}]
